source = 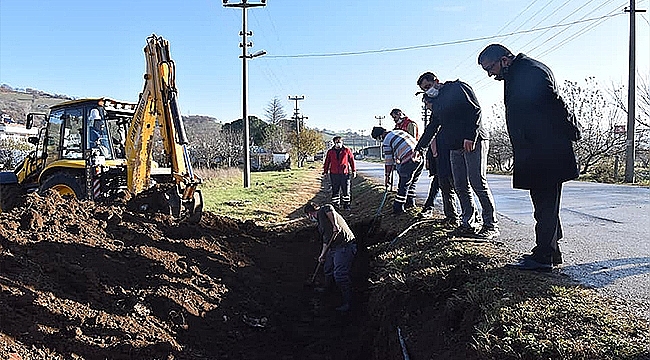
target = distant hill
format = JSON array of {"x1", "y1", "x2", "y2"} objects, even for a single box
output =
[
  {"x1": 0, "y1": 85, "x2": 220, "y2": 129},
  {"x1": 0, "y1": 84, "x2": 72, "y2": 124}
]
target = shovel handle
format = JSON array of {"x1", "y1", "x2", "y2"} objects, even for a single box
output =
[{"x1": 310, "y1": 231, "x2": 338, "y2": 283}]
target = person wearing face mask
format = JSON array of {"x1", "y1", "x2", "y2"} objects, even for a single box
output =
[
  {"x1": 478, "y1": 44, "x2": 580, "y2": 272},
  {"x1": 304, "y1": 201, "x2": 357, "y2": 312},
  {"x1": 390, "y1": 108, "x2": 419, "y2": 140},
  {"x1": 414, "y1": 72, "x2": 498, "y2": 240},
  {"x1": 419, "y1": 97, "x2": 461, "y2": 227},
  {"x1": 323, "y1": 136, "x2": 357, "y2": 210}
]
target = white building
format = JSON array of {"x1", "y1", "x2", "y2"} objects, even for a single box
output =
[{"x1": 0, "y1": 123, "x2": 39, "y2": 141}]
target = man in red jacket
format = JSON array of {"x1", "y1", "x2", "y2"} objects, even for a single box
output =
[{"x1": 323, "y1": 136, "x2": 357, "y2": 210}]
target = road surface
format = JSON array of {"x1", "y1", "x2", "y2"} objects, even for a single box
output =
[{"x1": 355, "y1": 160, "x2": 650, "y2": 320}]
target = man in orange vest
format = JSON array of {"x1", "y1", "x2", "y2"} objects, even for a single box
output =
[
  {"x1": 323, "y1": 136, "x2": 357, "y2": 210},
  {"x1": 390, "y1": 108, "x2": 419, "y2": 140}
]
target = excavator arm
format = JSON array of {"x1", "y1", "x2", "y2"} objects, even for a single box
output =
[{"x1": 125, "y1": 34, "x2": 202, "y2": 221}]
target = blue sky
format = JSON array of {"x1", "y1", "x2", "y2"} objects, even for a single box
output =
[{"x1": 1, "y1": 0, "x2": 648, "y2": 133}]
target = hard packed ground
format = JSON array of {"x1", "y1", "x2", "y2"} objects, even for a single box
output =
[{"x1": 1, "y1": 171, "x2": 649, "y2": 360}]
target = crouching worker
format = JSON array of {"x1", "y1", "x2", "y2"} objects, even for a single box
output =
[
  {"x1": 371, "y1": 126, "x2": 424, "y2": 214},
  {"x1": 304, "y1": 201, "x2": 357, "y2": 312}
]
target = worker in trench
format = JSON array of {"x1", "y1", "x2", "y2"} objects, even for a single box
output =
[{"x1": 304, "y1": 201, "x2": 357, "y2": 312}]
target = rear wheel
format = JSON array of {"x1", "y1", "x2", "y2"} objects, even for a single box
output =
[{"x1": 40, "y1": 172, "x2": 86, "y2": 199}]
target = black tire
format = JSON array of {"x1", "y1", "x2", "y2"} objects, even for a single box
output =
[{"x1": 40, "y1": 172, "x2": 86, "y2": 199}]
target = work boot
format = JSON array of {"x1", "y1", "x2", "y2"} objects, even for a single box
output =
[
  {"x1": 524, "y1": 252, "x2": 563, "y2": 265},
  {"x1": 336, "y1": 285, "x2": 353, "y2": 312},
  {"x1": 392, "y1": 203, "x2": 405, "y2": 215},
  {"x1": 475, "y1": 226, "x2": 500, "y2": 240},
  {"x1": 419, "y1": 207, "x2": 434, "y2": 219},
  {"x1": 405, "y1": 197, "x2": 416, "y2": 209}
]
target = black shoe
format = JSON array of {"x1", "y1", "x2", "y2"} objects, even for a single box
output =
[
  {"x1": 441, "y1": 217, "x2": 461, "y2": 229},
  {"x1": 475, "y1": 226, "x2": 500, "y2": 240},
  {"x1": 523, "y1": 253, "x2": 563, "y2": 265},
  {"x1": 393, "y1": 204, "x2": 405, "y2": 215},
  {"x1": 342, "y1": 204, "x2": 351, "y2": 211},
  {"x1": 451, "y1": 225, "x2": 478, "y2": 237},
  {"x1": 419, "y1": 208, "x2": 434, "y2": 218},
  {"x1": 405, "y1": 197, "x2": 416, "y2": 209},
  {"x1": 506, "y1": 257, "x2": 552, "y2": 272}
]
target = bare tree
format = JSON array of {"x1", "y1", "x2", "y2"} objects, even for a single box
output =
[
  {"x1": 484, "y1": 103, "x2": 513, "y2": 173},
  {"x1": 561, "y1": 77, "x2": 626, "y2": 175}
]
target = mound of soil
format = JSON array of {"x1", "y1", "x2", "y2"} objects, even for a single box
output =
[{"x1": 0, "y1": 177, "x2": 390, "y2": 359}]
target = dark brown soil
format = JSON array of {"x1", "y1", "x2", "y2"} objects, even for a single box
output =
[{"x1": 0, "y1": 176, "x2": 392, "y2": 360}]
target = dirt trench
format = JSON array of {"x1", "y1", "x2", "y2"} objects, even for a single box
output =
[{"x1": 0, "y1": 186, "x2": 397, "y2": 360}]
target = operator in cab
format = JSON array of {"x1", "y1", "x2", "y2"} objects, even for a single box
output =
[{"x1": 88, "y1": 108, "x2": 111, "y2": 157}]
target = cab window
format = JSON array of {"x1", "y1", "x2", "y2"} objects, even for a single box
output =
[
  {"x1": 45, "y1": 109, "x2": 64, "y2": 163},
  {"x1": 61, "y1": 108, "x2": 83, "y2": 159},
  {"x1": 86, "y1": 107, "x2": 113, "y2": 159}
]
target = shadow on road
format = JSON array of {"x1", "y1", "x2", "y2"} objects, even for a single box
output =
[{"x1": 562, "y1": 257, "x2": 650, "y2": 287}]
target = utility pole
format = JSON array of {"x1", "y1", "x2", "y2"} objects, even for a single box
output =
[
  {"x1": 224, "y1": 0, "x2": 266, "y2": 188},
  {"x1": 623, "y1": 1, "x2": 646, "y2": 183},
  {"x1": 289, "y1": 95, "x2": 305, "y2": 167},
  {"x1": 375, "y1": 115, "x2": 385, "y2": 127},
  {"x1": 375, "y1": 115, "x2": 385, "y2": 159}
]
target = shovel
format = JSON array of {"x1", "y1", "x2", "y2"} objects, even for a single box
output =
[
  {"x1": 367, "y1": 180, "x2": 391, "y2": 236},
  {"x1": 309, "y1": 231, "x2": 339, "y2": 284}
]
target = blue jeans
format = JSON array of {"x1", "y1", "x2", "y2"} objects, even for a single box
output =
[
  {"x1": 449, "y1": 139, "x2": 497, "y2": 229},
  {"x1": 323, "y1": 242, "x2": 357, "y2": 288},
  {"x1": 394, "y1": 160, "x2": 424, "y2": 209}
]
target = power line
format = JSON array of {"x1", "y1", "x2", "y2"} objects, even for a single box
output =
[
  {"x1": 507, "y1": 0, "x2": 558, "y2": 37},
  {"x1": 265, "y1": 13, "x2": 625, "y2": 59},
  {"x1": 528, "y1": 0, "x2": 622, "y2": 54},
  {"x1": 451, "y1": 0, "x2": 542, "y2": 73},
  {"x1": 536, "y1": 3, "x2": 626, "y2": 58},
  {"x1": 469, "y1": 1, "x2": 625, "y2": 90},
  {"x1": 516, "y1": 0, "x2": 597, "y2": 51}
]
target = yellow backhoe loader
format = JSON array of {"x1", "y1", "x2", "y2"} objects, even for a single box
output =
[{"x1": 0, "y1": 34, "x2": 202, "y2": 222}]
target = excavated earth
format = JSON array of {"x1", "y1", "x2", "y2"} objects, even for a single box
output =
[{"x1": 0, "y1": 181, "x2": 390, "y2": 360}]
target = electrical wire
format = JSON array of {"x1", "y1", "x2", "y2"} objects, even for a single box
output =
[
  {"x1": 450, "y1": 0, "x2": 542, "y2": 73},
  {"x1": 265, "y1": 13, "x2": 624, "y2": 59},
  {"x1": 536, "y1": 4, "x2": 626, "y2": 58},
  {"x1": 469, "y1": 0, "x2": 625, "y2": 89},
  {"x1": 528, "y1": 0, "x2": 622, "y2": 54},
  {"x1": 517, "y1": 0, "x2": 600, "y2": 51}
]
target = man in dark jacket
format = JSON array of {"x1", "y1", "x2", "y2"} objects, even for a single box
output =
[
  {"x1": 478, "y1": 44, "x2": 581, "y2": 272},
  {"x1": 415, "y1": 72, "x2": 498, "y2": 239},
  {"x1": 420, "y1": 106, "x2": 460, "y2": 226},
  {"x1": 323, "y1": 136, "x2": 357, "y2": 210}
]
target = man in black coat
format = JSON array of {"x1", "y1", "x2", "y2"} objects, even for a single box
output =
[
  {"x1": 415, "y1": 72, "x2": 498, "y2": 239},
  {"x1": 478, "y1": 44, "x2": 581, "y2": 272}
]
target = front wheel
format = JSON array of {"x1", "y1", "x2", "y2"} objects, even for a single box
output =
[{"x1": 40, "y1": 172, "x2": 86, "y2": 199}]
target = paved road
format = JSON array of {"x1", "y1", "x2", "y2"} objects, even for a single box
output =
[{"x1": 355, "y1": 161, "x2": 650, "y2": 320}]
